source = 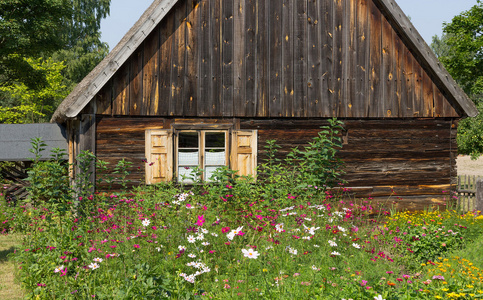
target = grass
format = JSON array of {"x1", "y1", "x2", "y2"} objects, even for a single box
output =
[{"x1": 0, "y1": 234, "x2": 24, "y2": 300}]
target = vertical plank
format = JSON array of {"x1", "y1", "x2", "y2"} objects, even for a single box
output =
[
  {"x1": 130, "y1": 48, "x2": 143, "y2": 115},
  {"x1": 345, "y1": 0, "x2": 357, "y2": 118},
  {"x1": 422, "y1": 71, "x2": 434, "y2": 117},
  {"x1": 185, "y1": 0, "x2": 199, "y2": 116},
  {"x1": 333, "y1": 0, "x2": 347, "y2": 117},
  {"x1": 402, "y1": 48, "x2": 415, "y2": 117},
  {"x1": 171, "y1": 2, "x2": 187, "y2": 116},
  {"x1": 433, "y1": 83, "x2": 444, "y2": 117},
  {"x1": 334, "y1": 0, "x2": 343, "y2": 117},
  {"x1": 396, "y1": 34, "x2": 407, "y2": 117},
  {"x1": 307, "y1": 0, "x2": 321, "y2": 116},
  {"x1": 413, "y1": 62, "x2": 423, "y2": 117},
  {"x1": 294, "y1": 0, "x2": 307, "y2": 117},
  {"x1": 158, "y1": 11, "x2": 174, "y2": 116},
  {"x1": 269, "y1": 0, "x2": 282, "y2": 117},
  {"x1": 245, "y1": 0, "x2": 257, "y2": 116},
  {"x1": 233, "y1": 0, "x2": 246, "y2": 117},
  {"x1": 368, "y1": 1, "x2": 381, "y2": 117},
  {"x1": 112, "y1": 63, "x2": 130, "y2": 115},
  {"x1": 144, "y1": 28, "x2": 160, "y2": 116},
  {"x1": 95, "y1": 85, "x2": 112, "y2": 116},
  {"x1": 211, "y1": 0, "x2": 223, "y2": 116},
  {"x1": 382, "y1": 16, "x2": 396, "y2": 117},
  {"x1": 256, "y1": 0, "x2": 269, "y2": 117},
  {"x1": 322, "y1": 0, "x2": 335, "y2": 116},
  {"x1": 222, "y1": 0, "x2": 234, "y2": 116},
  {"x1": 282, "y1": 0, "x2": 294, "y2": 117},
  {"x1": 199, "y1": 0, "x2": 212, "y2": 117},
  {"x1": 355, "y1": 0, "x2": 369, "y2": 117}
]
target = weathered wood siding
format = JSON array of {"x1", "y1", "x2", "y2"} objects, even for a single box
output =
[
  {"x1": 94, "y1": 0, "x2": 461, "y2": 119},
  {"x1": 95, "y1": 116, "x2": 457, "y2": 209}
]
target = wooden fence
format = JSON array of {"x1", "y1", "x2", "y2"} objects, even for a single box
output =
[{"x1": 457, "y1": 175, "x2": 482, "y2": 212}]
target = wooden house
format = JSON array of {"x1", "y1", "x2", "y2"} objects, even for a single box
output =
[{"x1": 51, "y1": 0, "x2": 478, "y2": 210}]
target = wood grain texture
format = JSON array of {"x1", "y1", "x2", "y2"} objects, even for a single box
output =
[{"x1": 92, "y1": 0, "x2": 470, "y2": 120}]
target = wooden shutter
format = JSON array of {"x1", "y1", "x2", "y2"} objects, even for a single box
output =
[
  {"x1": 230, "y1": 130, "x2": 257, "y2": 178},
  {"x1": 145, "y1": 130, "x2": 173, "y2": 184}
]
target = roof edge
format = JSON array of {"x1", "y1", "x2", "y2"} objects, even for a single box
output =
[
  {"x1": 374, "y1": 0, "x2": 478, "y2": 118},
  {"x1": 51, "y1": 0, "x2": 179, "y2": 123}
]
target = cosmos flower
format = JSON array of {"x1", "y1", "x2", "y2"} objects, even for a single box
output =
[{"x1": 241, "y1": 248, "x2": 260, "y2": 259}]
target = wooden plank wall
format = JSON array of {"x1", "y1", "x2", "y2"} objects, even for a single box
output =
[
  {"x1": 95, "y1": 116, "x2": 457, "y2": 209},
  {"x1": 94, "y1": 0, "x2": 461, "y2": 119}
]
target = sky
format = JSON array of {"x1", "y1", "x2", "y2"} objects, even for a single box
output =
[{"x1": 100, "y1": 0, "x2": 478, "y2": 51}]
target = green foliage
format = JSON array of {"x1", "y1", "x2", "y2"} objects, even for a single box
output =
[
  {"x1": 257, "y1": 118, "x2": 345, "y2": 204},
  {"x1": 25, "y1": 138, "x2": 70, "y2": 206},
  {"x1": 0, "y1": 0, "x2": 70, "y2": 89},
  {"x1": 0, "y1": 57, "x2": 69, "y2": 123},
  {"x1": 457, "y1": 103, "x2": 483, "y2": 159},
  {"x1": 438, "y1": 0, "x2": 483, "y2": 101},
  {"x1": 431, "y1": 1, "x2": 483, "y2": 158}
]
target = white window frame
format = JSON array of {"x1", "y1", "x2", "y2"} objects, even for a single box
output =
[{"x1": 175, "y1": 130, "x2": 229, "y2": 183}]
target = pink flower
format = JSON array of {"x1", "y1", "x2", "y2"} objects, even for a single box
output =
[
  {"x1": 133, "y1": 244, "x2": 140, "y2": 249},
  {"x1": 195, "y1": 215, "x2": 205, "y2": 227}
]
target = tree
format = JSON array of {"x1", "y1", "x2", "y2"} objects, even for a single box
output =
[
  {"x1": 438, "y1": 0, "x2": 483, "y2": 101},
  {"x1": 0, "y1": 0, "x2": 70, "y2": 89},
  {"x1": 0, "y1": 57, "x2": 70, "y2": 123},
  {"x1": 54, "y1": 0, "x2": 111, "y2": 86},
  {"x1": 431, "y1": 1, "x2": 483, "y2": 158}
]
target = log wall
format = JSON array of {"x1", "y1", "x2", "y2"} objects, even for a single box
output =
[
  {"x1": 95, "y1": 116, "x2": 457, "y2": 210},
  {"x1": 94, "y1": 0, "x2": 461, "y2": 119}
]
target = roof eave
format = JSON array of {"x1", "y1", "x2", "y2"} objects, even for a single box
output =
[{"x1": 50, "y1": 0, "x2": 179, "y2": 123}]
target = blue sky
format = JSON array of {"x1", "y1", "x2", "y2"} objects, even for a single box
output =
[{"x1": 100, "y1": 0, "x2": 478, "y2": 51}]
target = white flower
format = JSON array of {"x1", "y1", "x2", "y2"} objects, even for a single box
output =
[
  {"x1": 54, "y1": 265, "x2": 65, "y2": 273},
  {"x1": 328, "y1": 240, "x2": 338, "y2": 247},
  {"x1": 142, "y1": 219, "x2": 151, "y2": 227},
  {"x1": 201, "y1": 228, "x2": 209, "y2": 234},
  {"x1": 155, "y1": 247, "x2": 162, "y2": 252},
  {"x1": 302, "y1": 236, "x2": 311, "y2": 240},
  {"x1": 93, "y1": 257, "x2": 103, "y2": 263},
  {"x1": 241, "y1": 248, "x2": 260, "y2": 259},
  {"x1": 331, "y1": 251, "x2": 341, "y2": 256},
  {"x1": 196, "y1": 233, "x2": 205, "y2": 240},
  {"x1": 311, "y1": 265, "x2": 318, "y2": 270},
  {"x1": 275, "y1": 223, "x2": 284, "y2": 233},
  {"x1": 313, "y1": 244, "x2": 320, "y2": 248},
  {"x1": 188, "y1": 253, "x2": 196, "y2": 258},
  {"x1": 265, "y1": 246, "x2": 273, "y2": 250},
  {"x1": 227, "y1": 232, "x2": 235, "y2": 240},
  {"x1": 88, "y1": 263, "x2": 100, "y2": 270},
  {"x1": 337, "y1": 226, "x2": 346, "y2": 232},
  {"x1": 187, "y1": 235, "x2": 196, "y2": 243},
  {"x1": 288, "y1": 247, "x2": 298, "y2": 255},
  {"x1": 211, "y1": 232, "x2": 218, "y2": 237},
  {"x1": 374, "y1": 295, "x2": 385, "y2": 300},
  {"x1": 178, "y1": 245, "x2": 187, "y2": 251},
  {"x1": 202, "y1": 242, "x2": 210, "y2": 246},
  {"x1": 352, "y1": 243, "x2": 361, "y2": 249}
]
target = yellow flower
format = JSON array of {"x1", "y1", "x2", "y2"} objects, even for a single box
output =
[
  {"x1": 442, "y1": 288, "x2": 449, "y2": 292},
  {"x1": 467, "y1": 285, "x2": 474, "y2": 289},
  {"x1": 263, "y1": 269, "x2": 268, "y2": 272}
]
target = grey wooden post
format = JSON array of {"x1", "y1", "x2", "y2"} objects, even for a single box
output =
[{"x1": 476, "y1": 178, "x2": 483, "y2": 212}]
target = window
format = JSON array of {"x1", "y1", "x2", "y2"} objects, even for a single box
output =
[
  {"x1": 145, "y1": 128, "x2": 257, "y2": 184},
  {"x1": 177, "y1": 131, "x2": 228, "y2": 183}
]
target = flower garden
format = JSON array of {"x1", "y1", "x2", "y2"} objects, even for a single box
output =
[
  {"x1": 2, "y1": 125, "x2": 483, "y2": 299},
  {"x1": 2, "y1": 183, "x2": 483, "y2": 299}
]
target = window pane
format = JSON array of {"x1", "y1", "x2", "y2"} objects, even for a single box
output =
[
  {"x1": 205, "y1": 150, "x2": 225, "y2": 165},
  {"x1": 178, "y1": 167, "x2": 196, "y2": 183},
  {"x1": 205, "y1": 132, "x2": 225, "y2": 148},
  {"x1": 179, "y1": 132, "x2": 198, "y2": 148},
  {"x1": 178, "y1": 150, "x2": 199, "y2": 165},
  {"x1": 205, "y1": 166, "x2": 222, "y2": 181}
]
